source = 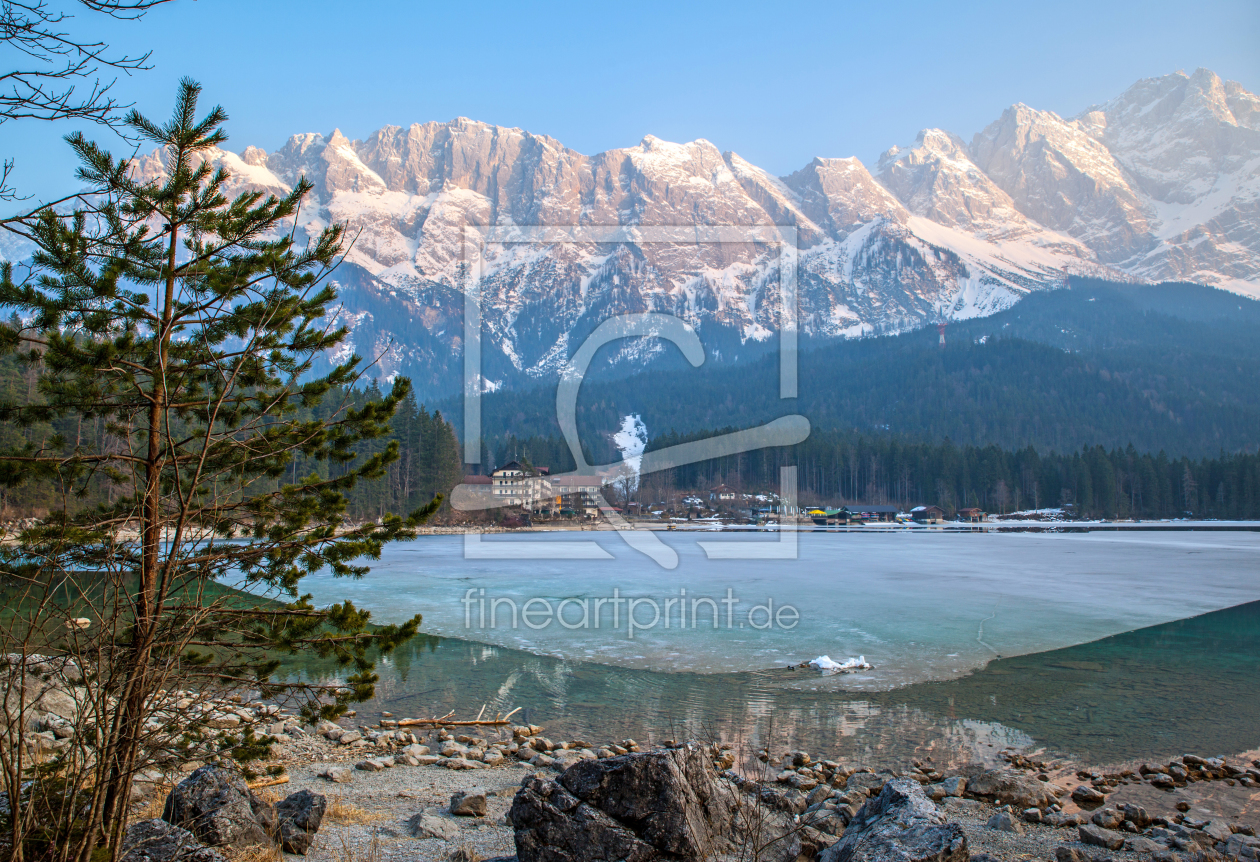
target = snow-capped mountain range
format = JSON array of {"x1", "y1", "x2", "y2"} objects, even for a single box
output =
[{"x1": 118, "y1": 69, "x2": 1260, "y2": 395}]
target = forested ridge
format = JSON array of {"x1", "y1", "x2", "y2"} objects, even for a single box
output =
[
  {"x1": 0, "y1": 339, "x2": 463, "y2": 522},
  {"x1": 463, "y1": 279, "x2": 1260, "y2": 460},
  {"x1": 6, "y1": 278, "x2": 1260, "y2": 522},
  {"x1": 487, "y1": 426, "x2": 1260, "y2": 519},
  {"x1": 471, "y1": 280, "x2": 1260, "y2": 519}
]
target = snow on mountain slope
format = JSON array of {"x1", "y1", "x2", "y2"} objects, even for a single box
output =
[
  {"x1": 13, "y1": 69, "x2": 1255, "y2": 396},
  {"x1": 969, "y1": 103, "x2": 1153, "y2": 263},
  {"x1": 969, "y1": 69, "x2": 1260, "y2": 294},
  {"x1": 1079, "y1": 70, "x2": 1260, "y2": 292},
  {"x1": 184, "y1": 117, "x2": 1109, "y2": 393}
]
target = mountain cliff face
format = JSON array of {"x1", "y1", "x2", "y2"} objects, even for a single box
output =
[
  {"x1": 125, "y1": 69, "x2": 1260, "y2": 397},
  {"x1": 971, "y1": 68, "x2": 1260, "y2": 291}
]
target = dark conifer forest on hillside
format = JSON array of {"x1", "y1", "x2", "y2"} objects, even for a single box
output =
[
  {"x1": 466, "y1": 280, "x2": 1260, "y2": 519},
  {"x1": 0, "y1": 337, "x2": 463, "y2": 522},
  {"x1": 5, "y1": 279, "x2": 1260, "y2": 521},
  {"x1": 466, "y1": 279, "x2": 1260, "y2": 459}
]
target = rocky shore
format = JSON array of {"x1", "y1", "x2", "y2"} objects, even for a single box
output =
[
  {"x1": 7, "y1": 654, "x2": 1258, "y2": 861},
  {"x1": 111, "y1": 703, "x2": 1260, "y2": 862}
]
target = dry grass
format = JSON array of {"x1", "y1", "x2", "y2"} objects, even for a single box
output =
[
  {"x1": 323, "y1": 795, "x2": 387, "y2": 826},
  {"x1": 252, "y1": 787, "x2": 283, "y2": 805},
  {"x1": 448, "y1": 848, "x2": 483, "y2": 862},
  {"x1": 227, "y1": 845, "x2": 284, "y2": 862}
]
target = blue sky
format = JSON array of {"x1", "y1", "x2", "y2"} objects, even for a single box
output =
[{"x1": 4, "y1": 0, "x2": 1258, "y2": 205}]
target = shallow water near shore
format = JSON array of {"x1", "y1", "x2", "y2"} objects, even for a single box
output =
[
  {"x1": 284, "y1": 530, "x2": 1260, "y2": 768},
  {"x1": 291, "y1": 599, "x2": 1260, "y2": 769}
]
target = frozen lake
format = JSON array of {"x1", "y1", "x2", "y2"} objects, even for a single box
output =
[{"x1": 298, "y1": 530, "x2": 1260, "y2": 689}]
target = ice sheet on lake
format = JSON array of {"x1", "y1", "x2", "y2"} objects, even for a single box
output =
[{"x1": 297, "y1": 531, "x2": 1260, "y2": 690}]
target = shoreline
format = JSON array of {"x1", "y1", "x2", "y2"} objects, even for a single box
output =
[
  {"x1": 8, "y1": 517, "x2": 1259, "y2": 546},
  {"x1": 410, "y1": 518, "x2": 1260, "y2": 535},
  {"x1": 137, "y1": 708, "x2": 1260, "y2": 862},
  {"x1": 13, "y1": 645, "x2": 1258, "y2": 860},
  {"x1": 300, "y1": 597, "x2": 1260, "y2": 771}
]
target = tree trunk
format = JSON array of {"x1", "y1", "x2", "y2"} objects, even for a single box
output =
[{"x1": 96, "y1": 225, "x2": 179, "y2": 861}]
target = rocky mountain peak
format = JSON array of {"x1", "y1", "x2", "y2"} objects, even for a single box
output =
[
  {"x1": 782, "y1": 156, "x2": 908, "y2": 236},
  {"x1": 876, "y1": 127, "x2": 1037, "y2": 240},
  {"x1": 624, "y1": 135, "x2": 728, "y2": 181},
  {"x1": 1045, "y1": 69, "x2": 1260, "y2": 289},
  {"x1": 1076, "y1": 68, "x2": 1260, "y2": 200},
  {"x1": 1223, "y1": 79, "x2": 1260, "y2": 129},
  {"x1": 240, "y1": 145, "x2": 268, "y2": 167},
  {"x1": 968, "y1": 102, "x2": 1149, "y2": 262},
  {"x1": 267, "y1": 132, "x2": 327, "y2": 186},
  {"x1": 99, "y1": 69, "x2": 1257, "y2": 396}
]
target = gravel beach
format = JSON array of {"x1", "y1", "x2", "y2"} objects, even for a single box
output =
[
  {"x1": 278, "y1": 758, "x2": 529, "y2": 861},
  {"x1": 234, "y1": 719, "x2": 1260, "y2": 862}
]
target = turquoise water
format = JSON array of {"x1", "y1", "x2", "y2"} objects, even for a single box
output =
[
  {"x1": 286, "y1": 531, "x2": 1260, "y2": 767},
  {"x1": 323, "y1": 600, "x2": 1260, "y2": 768},
  {"x1": 298, "y1": 531, "x2": 1260, "y2": 688}
]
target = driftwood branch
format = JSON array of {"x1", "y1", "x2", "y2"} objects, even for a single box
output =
[{"x1": 395, "y1": 706, "x2": 521, "y2": 728}]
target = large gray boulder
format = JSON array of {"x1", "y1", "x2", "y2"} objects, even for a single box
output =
[
  {"x1": 162, "y1": 766, "x2": 277, "y2": 851},
  {"x1": 1225, "y1": 833, "x2": 1260, "y2": 859},
  {"x1": 820, "y1": 779, "x2": 968, "y2": 862},
  {"x1": 1070, "y1": 784, "x2": 1106, "y2": 808},
  {"x1": 275, "y1": 789, "x2": 326, "y2": 854},
  {"x1": 508, "y1": 746, "x2": 801, "y2": 862},
  {"x1": 965, "y1": 769, "x2": 1057, "y2": 809},
  {"x1": 451, "y1": 787, "x2": 489, "y2": 817},
  {"x1": 1078, "y1": 823, "x2": 1124, "y2": 850},
  {"x1": 121, "y1": 818, "x2": 228, "y2": 862},
  {"x1": 1, "y1": 661, "x2": 83, "y2": 732},
  {"x1": 845, "y1": 773, "x2": 889, "y2": 797},
  {"x1": 408, "y1": 810, "x2": 462, "y2": 841}
]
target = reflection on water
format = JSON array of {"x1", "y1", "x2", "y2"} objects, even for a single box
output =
[{"x1": 284, "y1": 600, "x2": 1260, "y2": 769}]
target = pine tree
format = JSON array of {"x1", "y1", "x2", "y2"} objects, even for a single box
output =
[{"x1": 0, "y1": 80, "x2": 439, "y2": 862}]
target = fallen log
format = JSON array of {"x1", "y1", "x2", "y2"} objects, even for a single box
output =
[
  {"x1": 396, "y1": 706, "x2": 521, "y2": 728},
  {"x1": 396, "y1": 718, "x2": 512, "y2": 727},
  {"x1": 247, "y1": 775, "x2": 290, "y2": 789}
]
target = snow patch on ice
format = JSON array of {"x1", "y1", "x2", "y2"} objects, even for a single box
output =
[{"x1": 808, "y1": 655, "x2": 873, "y2": 674}]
